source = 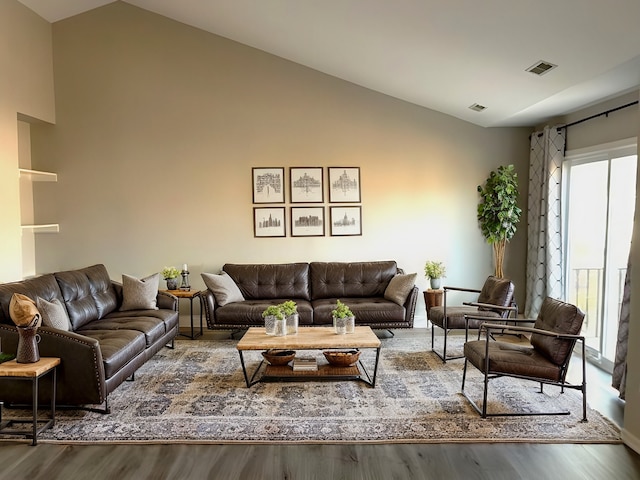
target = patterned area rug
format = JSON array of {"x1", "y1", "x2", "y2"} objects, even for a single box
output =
[{"x1": 25, "y1": 330, "x2": 621, "y2": 444}]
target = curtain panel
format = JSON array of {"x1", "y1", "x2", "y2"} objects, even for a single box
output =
[{"x1": 525, "y1": 126, "x2": 566, "y2": 318}]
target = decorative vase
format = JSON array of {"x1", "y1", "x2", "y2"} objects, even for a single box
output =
[
  {"x1": 334, "y1": 316, "x2": 348, "y2": 334},
  {"x1": 274, "y1": 318, "x2": 287, "y2": 336},
  {"x1": 264, "y1": 315, "x2": 277, "y2": 335},
  {"x1": 286, "y1": 313, "x2": 299, "y2": 335},
  {"x1": 166, "y1": 278, "x2": 178, "y2": 290},
  {"x1": 16, "y1": 325, "x2": 41, "y2": 363},
  {"x1": 430, "y1": 278, "x2": 442, "y2": 290}
]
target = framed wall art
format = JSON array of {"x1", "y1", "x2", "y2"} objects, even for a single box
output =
[
  {"x1": 328, "y1": 167, "x2": 360, "y2": 203},
  {"x1": 254, "y1": 207, "x2": 286, "y2": 237},
  {"x1": 290, "y1": 167, "x2": 324, "y2": 203},
  {"x1": 252, "y1": 167, "x2": 285, "y2": 203},
  {"x1": 330, "y1": 206, "x2": 362, "y2": 236},
  {"x1": 291, "y1": 207, "x2": 325, "y2": 237}
]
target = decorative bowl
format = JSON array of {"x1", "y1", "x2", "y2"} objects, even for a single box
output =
[
  {"x1": 323, "y1": 349, "x2": 361, "y2": 367},
  {"x1": 262, "y1": 349, "x2": 296, "y2": 366}
]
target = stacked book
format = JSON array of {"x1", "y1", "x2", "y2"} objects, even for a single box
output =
[{"x1": 292, "y1": 357, "x2": 318, "y2": 371}]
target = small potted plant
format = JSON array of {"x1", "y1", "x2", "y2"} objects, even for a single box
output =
[
  {"x1": 424, "y1": 261, "x2": 446, "y2": 290},
  {"x1": 331, "y1": 300, "x2": 355, "y2": 334},
  {"x1": 280, "y1": 300, "x2": 298, "y2": 335},
  {"x1": 161, "y1": 266, "x2": 180, "y2": 290},
  {"x1": 262, "y1": 304, "x2": 286, "y2": 336}
]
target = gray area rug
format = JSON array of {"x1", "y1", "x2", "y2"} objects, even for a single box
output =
[{"x1": 28, "y1": 330, "x2": 621, "y2": 444}]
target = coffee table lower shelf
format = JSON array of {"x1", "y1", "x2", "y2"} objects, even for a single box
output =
[{"x1": 264, "y1": 363, "x2": 360, "y2": 380}]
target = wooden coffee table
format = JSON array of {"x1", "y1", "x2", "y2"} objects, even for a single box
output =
[{"x1": 236, "y1": 326, "x2": 382, "y2": 387}]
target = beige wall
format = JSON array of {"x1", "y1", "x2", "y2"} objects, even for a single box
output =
[
  {"x1": 28, "y1": 2, "x2": 531, "y2": 324},
  {"x1": 0, "y1": 1, "x2": 55, "y2": 282}
]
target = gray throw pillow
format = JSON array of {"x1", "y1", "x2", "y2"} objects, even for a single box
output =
[
  {"x1": 384, "y1": 273, "x2": 417, "y2": 306},
  {"x1": 36, "y1": 297, "x2": 71, "y2": 331},
  {"x1": 201, "y1": 271, "x2": 245, "y2": 306},
  {"x1": 120, "y1": 273, "x2": 160, "y2": 311}
]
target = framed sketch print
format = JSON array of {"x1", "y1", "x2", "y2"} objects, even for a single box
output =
[
  {"x1": 330, "y1": 206, "x2": 362, "y2": 236},
  {"x1": 254, "y1": 207, "x2": 286, "y2": 237},
  {"x1": 328, "y1": 167, "x2": 360, "y2": 203},
  {"x1": 252, "y1": 167, "x2": 285, "y2": 203},
  {"x1": 291, "y1": 207, "x2": 325, "y2": 237},
  {"x1": 290, "y1": 167, "x2": 324, "y2": 203}
]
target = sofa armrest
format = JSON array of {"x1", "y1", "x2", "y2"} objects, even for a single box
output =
[
  {"x1": 201, "y1": 289, "x2": 218, "y2": 329},
  {"x1": 157, "y1": 290, "x2": 178, "y2": 311},
  {"x1": 0, "y1": 324, "x2": 106, "y2": 406},
  {"x1": 404, "y1": 285, "x2": 419, "y2": 327}
]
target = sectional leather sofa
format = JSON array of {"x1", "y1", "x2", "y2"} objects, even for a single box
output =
[
  {"x1": 0, "y1": 264, "x2": 179, "y2": 413},
  {"x1": 201, "y1": 261, "x2": 418, "y2": 331}
]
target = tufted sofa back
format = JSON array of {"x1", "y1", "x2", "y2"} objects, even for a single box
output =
[
  {"x1": 0, "y1": 274, "x2": 65, "y2": 325},
  {"x1": 223, "y1": 263, "x2": 311, "y2": 300},
  {"x1": 53, "y1": 264, "x2": 119, "y2": 330},
  {"x1": 310, "y1": 261, "x2": 398, "y2": 299}
]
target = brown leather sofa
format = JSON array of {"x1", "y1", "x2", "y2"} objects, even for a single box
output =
[
  {"x1": 202, "y1": 261, "x2": 418, "y2": 331},
  {"x1": 0, "y1": 264, "x2": 179, "y2": 413}
]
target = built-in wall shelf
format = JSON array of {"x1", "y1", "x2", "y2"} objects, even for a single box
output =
[
  {"x1": 19, "y1": 168, "x2": 57, "y2": 182},
  {"x1": 21, "y1": 224, "x2": 59, "y2": 233}
]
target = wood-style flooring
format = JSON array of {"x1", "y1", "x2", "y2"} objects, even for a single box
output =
[{"x1": 0, "y1": 328, "x2": 639, "y2": 480}]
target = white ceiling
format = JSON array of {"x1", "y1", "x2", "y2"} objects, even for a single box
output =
[{"x1": 18, "y1": 0, "x2": 640, "y2": 128}]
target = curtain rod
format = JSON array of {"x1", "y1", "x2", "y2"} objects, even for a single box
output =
[{"x1": 557, "y1": 100, "x2": 639, "y2": 130}]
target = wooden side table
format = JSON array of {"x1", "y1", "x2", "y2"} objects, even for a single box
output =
[
  {"x1": 164, "y1": 289, "x2": 203, "y2": 339},
  {"x1": 0, "y1": 357, "x2": 60, "y2": 445},
  {"x1": 423, "y1": 289, "x2": 444, "y2": 320}
]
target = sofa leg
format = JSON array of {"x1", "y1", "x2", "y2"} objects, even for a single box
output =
[{"x1": 166, "y1": 339, "x2": 175, "y2": 349}]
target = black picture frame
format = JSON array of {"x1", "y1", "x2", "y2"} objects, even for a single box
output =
[
  {"x1": 328, "y1": 167, "x2": 361, "y2": 203},
  {"x1": 252, "y1": 167, "x2": 285, "y2": 204},
  {"x1": 290, "y1": 167, "x2": 324, "y2": 203},
  {"x1": 254, "y1": 207, "x2": 286, "y2": 237},
  {"x1": 330, "y1": 206, "x2": 362, "y2": 236},
  {"x1": 291, "y1": 207, "x2": 325, "y2": 237}
]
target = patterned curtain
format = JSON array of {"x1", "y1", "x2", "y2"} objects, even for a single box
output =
[
  {"x1": 612, "y1": 254, "x2": 631, "y2": 399},
  {"x1": 525, "y1": 126, "x2": 566, "y2": 318}
]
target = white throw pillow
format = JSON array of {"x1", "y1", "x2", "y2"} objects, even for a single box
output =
[
  {"x1": 37, "y1": 297, "x2": 71, "y2": 331},
  {"x1": 201, "y1": 271, "x2": 245, "y2": 306},
  {"x1": 384, "y1": 273, "x2": 417, "y2": 306},
  {"x1": 120, "y1": 273, "x2": 160, "y2": 311}
]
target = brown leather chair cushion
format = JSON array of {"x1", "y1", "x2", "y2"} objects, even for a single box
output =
[
  {"x1": 429, "y1": 305, "x2": 501, "y2": 329},
  {"x1": 530, "y1": 297, "x2": 585, "y2": 366},
  {"x1": 477, "y1": 276, "x2": 514, "y2": 312}
]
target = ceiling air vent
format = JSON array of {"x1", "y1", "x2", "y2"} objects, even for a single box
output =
[
  {"x1": 526, "y1": 60, "x2": 557, "y2": 76},
  {"x1": 469, "y1": 103, "x2": 487, "y2": 112}
]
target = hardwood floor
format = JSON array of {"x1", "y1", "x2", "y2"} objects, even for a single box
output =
[{"x1": 0, "y1": 328, "x2": 638, "y2": 480}]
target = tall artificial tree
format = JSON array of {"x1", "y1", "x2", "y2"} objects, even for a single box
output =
[{"x1": 477, "y1": 164, "x2": 522, "y2": 278}]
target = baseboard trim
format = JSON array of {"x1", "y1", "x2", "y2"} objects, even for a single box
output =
[{"x1": 621, "y1": 428, "x2": 640, "y2": 454}]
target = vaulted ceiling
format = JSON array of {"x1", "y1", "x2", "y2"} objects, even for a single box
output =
[{"x1": 18, "y1": 0, "x2": 640, "y2": 128}]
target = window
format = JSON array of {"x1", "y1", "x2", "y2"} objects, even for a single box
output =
[{"x1": 563, "y1": 138, "x2": 637, "y2": 370}]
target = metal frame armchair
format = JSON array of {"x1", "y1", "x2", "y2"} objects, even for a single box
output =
[
  {"x1": 461, "y1": 296, "x2": 587, "y2": 420},
  {"x1": 428, "y1": 276, "x2": 516, "y2": 362}
]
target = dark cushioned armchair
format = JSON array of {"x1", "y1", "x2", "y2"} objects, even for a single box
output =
[
  {"x1": 428, "y1": 276, "x2": 516, "y2": 362},
  {"x1": 461, "y1": 296, "x2": 587, "y2": 420}
]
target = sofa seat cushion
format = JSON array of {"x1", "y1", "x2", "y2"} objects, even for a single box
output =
[
  {"x1": 78, "y1": 329, "x2": 146, "y2": 379},
  {"x1": 104, "y1": 308, "x2": 179, "y2": 333},
  {"x1": 78, "y1": 316, "x2": 168, "y2": 347},
  {"x1": 216, "y1": 300, "x2": 313, "y2": 326},
  {"x1": 311, "y1": 298, "x2": 405, "y2": 325}
]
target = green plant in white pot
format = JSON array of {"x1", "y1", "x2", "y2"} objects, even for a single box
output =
[
  {"x1": 477, "y1": 164, "x2": 522, "y2": 278},
  {"x1": 280, "y1": 300, "x2": 298, "y2": 335},
  {"x1": 331, "y1": 300, "x2": 355, "y2": 334},
  {"x1": 262, "y1": 305, "x2": 286, "y2": 336},
  {"x1": 161, "y1": 266, "x2": 180, "y2": 290},
  {"x1": 424, "y1": 261, "x2": 446, "y2": 289}
]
